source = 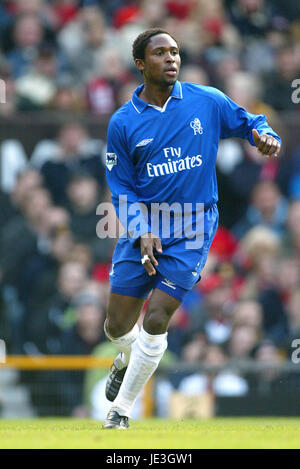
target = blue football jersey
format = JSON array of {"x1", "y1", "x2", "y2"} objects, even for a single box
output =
[{"x1": 106, "y1": 81, "x2": 280, "y2": 246}]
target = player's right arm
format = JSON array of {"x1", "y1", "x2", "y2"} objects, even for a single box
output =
[
  {"x1": 106, "y1": 115, "x2": 149, "y2": 241},
  {"x1": 140, "y1": 232, "x2": 162, "y2": 276},
  {"x1": 106, "y1": 115, "x2": 162, "y2": 275}
]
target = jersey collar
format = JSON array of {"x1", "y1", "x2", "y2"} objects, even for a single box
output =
[{"x1": 131, "y1": 81, "x2": 183, "y2": 114}]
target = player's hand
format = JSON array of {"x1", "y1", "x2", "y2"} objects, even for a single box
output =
[
  {"x1": 252, "y1": 129, "x2": 281, "y2": 158},
  {"x1": 140, "y1": 232, "x2": 162, "y2": 276}
]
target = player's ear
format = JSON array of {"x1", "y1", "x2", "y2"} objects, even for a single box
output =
[{"x1": 135, "y1": 58, "x2": 144, "y2": 73}]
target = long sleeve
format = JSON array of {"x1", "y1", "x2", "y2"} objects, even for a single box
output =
[
  {"x1": 215, "y1": 89, "x2": 281, "y2": 146},
  {"x1": 106, "y1": 116, "x2": 150, "y2": 245}
]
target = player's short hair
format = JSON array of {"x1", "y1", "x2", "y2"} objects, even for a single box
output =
[{"x1": 132, "y1": 28, "x2": 178, "y2": 61}]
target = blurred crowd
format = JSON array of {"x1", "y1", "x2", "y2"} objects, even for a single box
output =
[
  {"x1": 0, "y1": 0, "x2": 300, "y2": 115},
  {"x1": 1, "y1": 0, "x2": 300, "y2": 416}
]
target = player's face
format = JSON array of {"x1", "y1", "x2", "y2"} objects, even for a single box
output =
[{"x1": 138, "y1": 34, "x2": 181, "y2": 87}]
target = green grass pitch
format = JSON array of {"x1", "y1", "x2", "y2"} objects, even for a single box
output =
[{"x1": 0, "y1": 418, "x2": 300, "y2": 449}]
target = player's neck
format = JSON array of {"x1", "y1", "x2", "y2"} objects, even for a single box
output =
[{"x1": 139, "y1": 82, "x2": 174, "y2": 108}]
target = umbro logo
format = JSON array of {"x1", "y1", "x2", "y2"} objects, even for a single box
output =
[
  {"x1": 136, "y1": 138, "x2": 153, "y2": 147},
  {"x1": 161, "y1": 278, "x2": 176, "y2": 290}
]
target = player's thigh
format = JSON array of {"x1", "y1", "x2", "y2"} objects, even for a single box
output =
[{"x1": 106, "y1": 292, "x2": 145, "y2": 336}]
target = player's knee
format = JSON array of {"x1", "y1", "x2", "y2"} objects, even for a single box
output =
[
  {"x1": 105, "y1": 316, "x2": 129, "y2": 339},
  {"x1": 143, "y1": 307, "x2": 170, "y2": 335}
]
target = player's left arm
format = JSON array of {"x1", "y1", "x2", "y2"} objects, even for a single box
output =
[{"x1": 216, "y1": 89, "x2": 281, "y2": 158}]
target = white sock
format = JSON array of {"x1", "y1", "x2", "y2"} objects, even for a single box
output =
[
  {"x1": 111, "y1": 326, "x2": 168, "y2": 417},
  {"x1": 104, "y1": 321, "x2": 139, "y2": 368}
]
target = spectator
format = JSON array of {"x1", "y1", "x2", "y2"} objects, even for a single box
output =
[
  {"x1": 115, "y1": 79, "x2": 140, "y2": 107},
  {"x1": 237, "y1": 225, "x2": 280, "y2": 289},
  {"x1": 0, "y1": 169, "x2": 43, "y2": 269},
  {"x1": 51, "y1": 0, "x2": 80, "y2": 30},
  {"x1": 58, "y1": 4, "x2": 120, "y2": 83},
  {"x1": 86, "y1": 46, "x2": 132, "y2": 115},
  {"x1": 225, "y1": 71, "x2": 277, "y2": 119},
  {"x1": 232, "y1": 180, "x2": 288, "y2": 239},
  {"x1": 227, "y1": 0, "x2": 272, "y2": 38},
  {"x1": 15, "y1": 47, "x2": 61, "y2": 110},
  {"x1": 117, "y1": 0, "x2": 168, "y2": 67},
  {"x1": 13, "y1": 0, "x2": 56, "y2": 25},
  {"x1": 49, "y1": 78, "x2": 85, "y2": 113},
  {"x1": 181, "y1": 331, "x2": 208, "y2": 363},
  {"x1": 0, "y1": 2, "x2": 12, "y2": 33},
  {"x1": 69, "y1": 243, "x2": 94, "y2": 272},
  {"x1": 0, "y1": 1, "x2": 56, "y2": 54},
  {"x1": 180, "y1": 64, "x2": 210, "y2": 85},
  {"x1": 57, "y1": 291, "x2": 106, "y2": 415},
  {"x1": 24, "y1": 260, "x2": 89, "y2": 354},
  {"x1": 0, "y1": 186, "x2": 52, "y2": 288},
  {"x1": 250, "y1": 340, "x2": 284, "y2": 392},
  {"x1": 262, "y1": 46, "x2": 300, "y2": 111},
  {"x1": 178, "y1": 344, "x2": 249, "y2": 397},
  {"x1": 286, "y1": 291, "x2": 300, "y2": 352},
  {"x1": 237, "y1": 226, "x2": 288, "y2": 345},
  {"x1": 213, "y1": 52, "x2": 241, "y2": 90},
  {"x1": 188, "y1": 273, "x2": 233, "y2": 346},
  {"x1": 36, "y1": 121, "x2": 106, "y2": 205},
  {"x1": 228, "y1": 325, "x2": 259, "y2": 359},
  {"x1": 0, "y1": 66, "x2": 19, "y2": 116},
  {"x1": 276, "y1": 257, "x2": 300, "y2": 305},
  {"x1": 0, "y1": 188, "x2": 15, "y2": 240},
  {"x1": 60, "y1": 291, "x2": 106, "y2": 355},
  {"x1": 5, "y1": 13, "x2": 47, "y2": 78},
  {"x1": 66, "y1": 171, "x2": 114, "y2": 262},
  {"x1": 9, "y1": 168, "x2": 43, "y2": 210},
  {"x1": 0, "y1": 140, "x2": 28, "y2": 194},
  {"x1": 0, "y1": 185, "x2": 53, "y2": 351},
  {"x1": 233, "y1": 300, "x2": 263, "y2": 329},
  {"x1": 281, "y1": 200, "x2": 300, "y2": 260},
  {"x1": 25, "y1": 218, "x2": 74, "y2": 315}
]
